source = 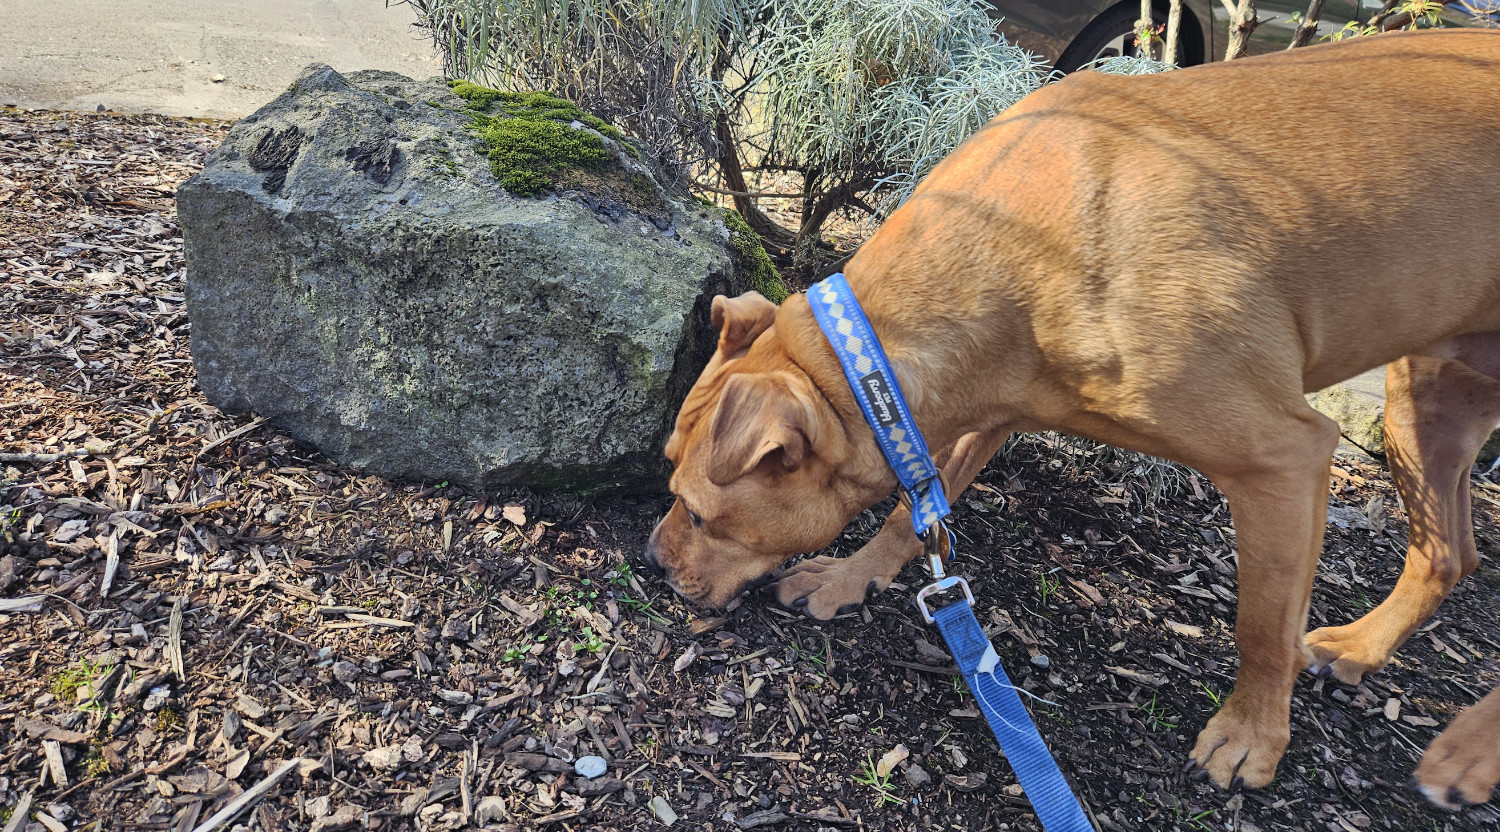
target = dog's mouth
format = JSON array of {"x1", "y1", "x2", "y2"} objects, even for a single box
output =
[
  {"x1": 743, "y1": 572, "x2": 777, "y2": 593},
  {"x1": 672, "y1": 570, "x2": 778, "y2": 610}
]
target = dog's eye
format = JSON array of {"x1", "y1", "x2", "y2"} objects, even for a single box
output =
[{"x1": 682, "y1": 502, "x2": 703, "y2": 528}]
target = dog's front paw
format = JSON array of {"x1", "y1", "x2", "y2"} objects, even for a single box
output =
[
  {"x1": 1414, "y1": 700, "x2": 1500, "y2": 808},
  {"x1": 1305, "y1": 623, "x2": 1390, "y2": 685},
  {"x1": 1186, "y1": 697, "x2": 1290, "y2": 789},
  {"x1": 774, "y1": 556, "x2": 890, "y2": 620}
]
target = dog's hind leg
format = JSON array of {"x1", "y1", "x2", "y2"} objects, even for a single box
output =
[
  {"x1": 1306, "y1": 338, "x2": 1500, "y2": 685},
  {"x1": 775, "y1": 427, "x2": 1012, "y2": 620},
  {"x1": 1415, "y1": 682, "x2": 1500, "y2": 808}
]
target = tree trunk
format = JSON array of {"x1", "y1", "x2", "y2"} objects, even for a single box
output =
[
  {"x1": 1223, "y1": 0, "x2": 1260, "y2": 61},
  {"x1": 712, "y1": 115, "x2": 797, "y2": 255},
  {"x1": 710, "y1": 39, "x2": 796, "y2": 255},
  {"x1": 1164, "y1": 0, "x2": 1184, "y2": 64},
  {"x1": 1289, "y1": 0, "x2": 1327, "y2": 48},
  {"x1": 791, "y1": 178, "x2": 869, "y2": 277}
]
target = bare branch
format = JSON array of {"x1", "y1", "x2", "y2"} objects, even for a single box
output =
[
  {"x1": 1289, "y1": 0, "x2": 1328, "y2": 48},
  {"x1": 1224, "y1": 0, "x2": 1261, "y2": 60}
]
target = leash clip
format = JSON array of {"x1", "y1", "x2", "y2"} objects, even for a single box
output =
[
  {"x1": 916, "y1": 575, "x2": 973, "y2": 624},
  {"x1": 921, "y1": 517, "x2": 953, "y2": 581}
]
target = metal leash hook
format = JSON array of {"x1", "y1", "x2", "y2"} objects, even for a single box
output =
[{"x1": 914, "y1": 518, "x2": 972, "y2": 624}]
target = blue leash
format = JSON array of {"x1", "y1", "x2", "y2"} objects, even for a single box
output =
[{"x1": 809, "y1": 273, "x2": 1093, "y2": 832}]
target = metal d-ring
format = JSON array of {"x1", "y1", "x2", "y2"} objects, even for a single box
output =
[{"x1": 915, "y1": 575, "x2": 974, "y2": 624}]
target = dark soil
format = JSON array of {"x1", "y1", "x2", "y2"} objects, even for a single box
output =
[{"x1": 3, "y1": 106, "x2": 1499, "y2": 832}]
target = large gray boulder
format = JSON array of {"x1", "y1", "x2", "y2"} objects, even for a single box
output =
[{"x1": 179, "y1": 64, "x2": 759, "y2": 492}]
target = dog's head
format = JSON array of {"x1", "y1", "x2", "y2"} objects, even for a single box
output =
[{"x1": 644, "y1": 291, "x2": 872, "y2": 607}]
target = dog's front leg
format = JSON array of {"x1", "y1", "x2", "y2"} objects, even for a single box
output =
[
  {"x1": 1187, "y1": 410, "x2": 1341, "y2": 789},
  {"x1": 775, "y1": 428, "x2": 1011, "y2": 620}
]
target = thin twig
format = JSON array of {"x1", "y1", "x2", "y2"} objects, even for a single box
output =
[
  {"x1": 195, "y1": 415, "x2": 269, "y2": 461},
  {"x1": 691, "y1": 181, "x2": 818, "y2": 200},
  {"x1": 190, "y1": 757, "x2": 302, "y2": 832},
  {"x1": 0, "y1": 406, "x2": 176, "y2": 464}
]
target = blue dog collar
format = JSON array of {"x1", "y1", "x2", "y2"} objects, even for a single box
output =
[{"x1": 807, "y1": 273, "x2": 950, "y2": 538}]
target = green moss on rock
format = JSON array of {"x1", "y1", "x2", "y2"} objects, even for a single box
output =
[
  {"x1": 446, "y1": 81, "x2": 629, "y2": 196},
  {"x1": 721, "y1": 205, "x2": 788, "y2": 303},
  {"x1": 475, "y1": 118, "x2": 610, "y2": 196},
  {"x1": 448, "y1": 81, "x2": 622, "y2": 139}
]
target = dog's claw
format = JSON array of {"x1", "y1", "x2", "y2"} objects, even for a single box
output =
[
  {"x1": 1182, "y1": 758, "x2": 1198, "y2": 773},
  {"x1": 1191, "y1": 769, "x2": 1211, "y2": 782},
  {"x1": 1448, "y1": 785, "x2": 1466, "y2": 808},
  {"x1": 865, "y1": 579, "x2": 879, "y2": 600},
  {"x1": 836, "y1": 602, "x2": 861, "y2": 616},
  {"x1": 1230, "y1": 776, "x2": 1245, "y2": 791},
  {"x1": 792, "y1": 596, "x2": 809, "y2": 608}
]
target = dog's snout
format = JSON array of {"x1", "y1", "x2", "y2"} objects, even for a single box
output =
[{"x1": 641, "y1": 531, "x2": 667, "y2": 579}]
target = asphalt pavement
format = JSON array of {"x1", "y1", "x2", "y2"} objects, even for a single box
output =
[{"x1": 0, "y1": 0, "x2": 441, "y2": 119}]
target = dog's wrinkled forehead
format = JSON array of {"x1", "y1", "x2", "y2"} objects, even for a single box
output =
[
  {"x1": 665, "y1": 366, "x2": 732, "y2": 464},
  {"x1": 665, "y1": 290, "x2": 782, "y2": 467}
]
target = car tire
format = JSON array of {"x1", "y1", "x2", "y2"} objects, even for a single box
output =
[{"x1": 1054, "y1": 2, "x2": 1201, "y2": 74}]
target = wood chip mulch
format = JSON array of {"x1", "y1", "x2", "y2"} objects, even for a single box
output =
[{"x1": 4, "y1": 105, "x2": 1500, "y2": 832}]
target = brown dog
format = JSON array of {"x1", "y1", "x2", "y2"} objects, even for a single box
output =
[{"x1": 646, "y1": 30, "x2": 1500, "y2": 803}]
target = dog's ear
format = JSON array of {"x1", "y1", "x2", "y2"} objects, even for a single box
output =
[
  {"x1": 706, "y1": 373, "x2": 817, "y2": 485},
  {"x1": 711, "y1": 292, "x2": 777, "y2": 358}
]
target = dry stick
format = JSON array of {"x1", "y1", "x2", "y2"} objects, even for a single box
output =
[
  {"x1": 42, "y1": 739, "x2": 68, "y2": 787},
  {"x1": 0, "y1": 406, "x2": 176, "y2": 464},
  {"x1": 1289, "y1": 0, "x2": 1329, "y2": 48},
  {"x1": 194, "y1": 415, "x2": 269, "y2": 461},
  {"x1": 1, "y1": 793, "x2": 32, "y2": 832},
  {"x1": 691, "y1": 181, "x2": 817, "y2": 200},
  {"x1": 1163, "y1": 0, "x2": 1185, "y2": 64},
  {"x1": 190, "y1": 757, "x2": 302, "y2": 832},
  {"x1": 167, "y1": 597, "x2": 186, "y2": 682},
  {"x1": 99, "y1": 530, "x2": 121, "y2": 598}
]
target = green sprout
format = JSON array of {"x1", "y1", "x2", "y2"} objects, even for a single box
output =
[
  {"x1": 1196, "y1": 680, "x2": 1223, "y2": 708},
  {"x1": 851, "y1": 753, "x2": 902, "y2": 806},
  {"x1": 1138, "y1": 693, "x2": 1177, "y2": 732},
  {"x1": 573, "y1": 627, "x2": 606, "y2": 655},
  {"x1": 1037, "y1": 568, "x2": 1062, "y2": 607}
]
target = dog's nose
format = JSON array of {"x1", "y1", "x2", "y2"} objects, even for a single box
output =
[
  {"x1": 641, "y1": 546, "x2": 666, "y2": 579},
  {"x1": 641, "y1": 533, "x2": 667, "y2": 579}
]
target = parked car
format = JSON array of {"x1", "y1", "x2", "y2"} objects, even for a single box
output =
[{"x1": 990, "y1": 0, "x2": 1500, "y2": 74}]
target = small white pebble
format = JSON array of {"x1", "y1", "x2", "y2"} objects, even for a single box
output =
[
  {"x1": 574, "y1": 755, "x2": 607, "y2": 779},
  {"x1": 648, "y1": 796, "x2": 678, "y2": 826}
]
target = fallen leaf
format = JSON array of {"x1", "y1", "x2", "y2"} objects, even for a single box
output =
[
  {"x1": 875, "y1": 744, "x2": 909, "y2": 778},
  {"x1": 502, "y1": 504, "x2": 527, "y2": 526},
  {"x1": 673, "y1": 642, "x2": 701, "y2": 673},
  {"x1": 1165, "y1": 620, "x2": 1204, "y2": 638}
]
